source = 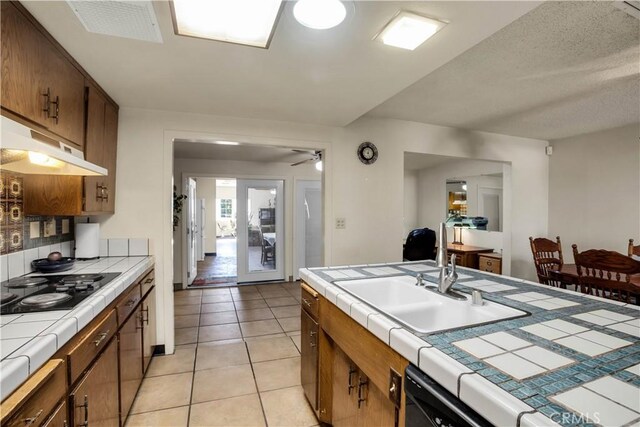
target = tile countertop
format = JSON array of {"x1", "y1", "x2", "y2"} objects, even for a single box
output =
[
  {"x1": 0, "y1": 256, "x2": 154, "y2": 401},
  {"x1": 300, "y1": 261, "x2": 640, "y2": 427}
]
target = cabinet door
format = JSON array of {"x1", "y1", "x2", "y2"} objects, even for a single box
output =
[
  {"x1": 301, "y1": 308, "x2": 319, "y2": 410},
  {"x1": 331, "y1": 347, "x2": 358, "y2": 427},
  {"x1": 101, "y1": 102, "x2": 118, "y2": 213},
  {"x1": 119, "y1": 306, "x2": 144, "y2": 422},
  {"x1": 355, "y1": 373, "x2": 397, "y2": 427},
  {"x1": 142, "y1": 287, "x2": 157, "y2": 374},
  {"x1": 1, "y1": 1, "x2": 51, "y2": 129},
  {"x1": 83, "y1": 84, "x2": 107, "y2": 213},
  {"x1": 71, "y1": 338, "x2": 119, "y2": 427},
  {"x1": 42, "y1": 400, "x2": 67, "y2": 427},
  {"x1": 44, "y1": 46, "x2": 85, "y2": 147}
]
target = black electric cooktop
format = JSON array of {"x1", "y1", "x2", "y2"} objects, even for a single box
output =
[{"x1": 0, "y1": 273, "x2": 120, "y2": 314}]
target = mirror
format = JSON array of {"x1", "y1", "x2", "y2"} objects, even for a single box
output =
[
  {"x1": 403, "y1": 152, "x2": 505, "y2": 237},
  {"x1": 445, "y1": 174, "x2": 503, "y2": 232}
]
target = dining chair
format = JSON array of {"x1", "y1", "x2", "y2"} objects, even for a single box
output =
[
  {"x1": 572, "y1": 245, "x2": 640, "y2": 304},
  {"x1": 260, "y1": 229, "x2": 275, "y2": 265},
  {"x1": 629, "y1": 239, "x2": 640, "y2": 257},
  {"x1": 529, "y1": 236, "x2": 565, "y2": 288}
]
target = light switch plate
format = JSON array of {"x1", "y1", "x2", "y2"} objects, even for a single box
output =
[
  {"x1": 336, "y1": 217, "x2": 346, "y2": 229},
  {"x1": 29, "y1": 222, "x2": 40, "y2": 239}
]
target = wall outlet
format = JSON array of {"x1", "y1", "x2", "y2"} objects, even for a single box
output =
[
  {"x1": 29, "y1": 222, "x2": 40, "y2": 239},
  {"x1": 335, "y1": 217, "x2": 346, "y2": 229},
  {"x1": 44, "y1": 219, "x2": 56, "y2": 237},
  {"x1": 62, "y1": 219, "x2": 70, "y2": 234}
]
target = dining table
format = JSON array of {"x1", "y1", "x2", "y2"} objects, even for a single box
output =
[
  {"x1": 263, "y1": 232, "x2": 276, "y2": 247},
  {"x1": 549, "y1": 264, "x2": 640, "y2": 289}
]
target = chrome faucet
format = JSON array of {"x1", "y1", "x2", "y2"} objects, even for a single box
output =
[
  {"x1": 434, "y1": 223, "x2": 466, "y2": 300},
  {"x1": 415, "y1": 273, "x2": 424, "y2": 286}
]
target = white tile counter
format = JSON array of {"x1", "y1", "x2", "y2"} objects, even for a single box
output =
[
  {"x1": 301, "y1": 261, "x2": 640, "y2": 427},
  {"x1": 0, "y1": 256, "x2": 154, "y2": 400}
]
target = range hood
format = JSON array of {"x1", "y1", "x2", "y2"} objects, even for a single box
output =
[{"x1": 0, "y1": 116, "x2": 107, "y2": 176}]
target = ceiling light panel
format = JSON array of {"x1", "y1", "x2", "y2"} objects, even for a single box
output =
[
  {"x1": 170, "y1": 0, "x2": 283, "y2": 48},
  {"x1": 66, "y1": 1, "x2": 163, "y2": 43},
  {"x1": 376, "y1": 11, "x2": 447, "y2": 51}
]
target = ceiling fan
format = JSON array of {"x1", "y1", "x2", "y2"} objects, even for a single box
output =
[{"x1": 290, "y1": 149, "x2": 322, "y2": 167}]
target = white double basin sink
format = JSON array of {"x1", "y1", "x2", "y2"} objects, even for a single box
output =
[{"x1": 333, "y1": 275, "x2": 527, "y2": 334}]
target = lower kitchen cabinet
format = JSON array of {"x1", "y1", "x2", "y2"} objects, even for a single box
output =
[
  {"x1": 141, "y1": 286, "x2": 156, "y2": 374},
  {"x1": 70, "y1": 338, "x2": 119, "y2": 427},
  {"x1": 119, "y1": 306, "x2": 144, "y2": 423},
  {"x1": 42, "y1": 400, "x2": 67, "y2": 427},
  {"x1": 331, "y1": 347, "x2": 397, "y2": 427},
  {"x1": 301, "y1": 308, "x2": 319, "y2": 410}
]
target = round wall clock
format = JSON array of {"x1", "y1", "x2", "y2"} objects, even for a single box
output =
[{"x1": 357, "y1": 142, "x2": 378, "y2": 165}]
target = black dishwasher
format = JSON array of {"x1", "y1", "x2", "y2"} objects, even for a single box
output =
[{"x1": 405, "y1": 364, "x2": 492, "y2": 427}]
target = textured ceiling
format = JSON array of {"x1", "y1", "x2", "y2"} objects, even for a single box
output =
[
  {"x1": 21, "y1": 1, "x2": 539, "y2": 126},
  {"x1": 173, "y1": 140, "x2": 316, "y2": 164},
  {"x1": 368, "y1": 2, "x2": 640, "y2": 140}
]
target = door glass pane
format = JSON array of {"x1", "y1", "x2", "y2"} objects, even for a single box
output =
[{"x1": 247, "y1": 187, "x2": 277, "y2": 272}]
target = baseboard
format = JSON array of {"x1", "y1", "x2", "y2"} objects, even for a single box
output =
[
  {"x1": 173, "y1": 283, "x2": 182, "y2": 291},
  {"x1": 154, "y1": 345, "x2": 165, "y2": 355},
  {"x1": 205, "y1": 252, "x2": 216, "y2": 256}
]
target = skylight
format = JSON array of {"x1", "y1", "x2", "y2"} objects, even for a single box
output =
[{"x1": 170, "y1": 0, "x2": 283, "y2": 48}]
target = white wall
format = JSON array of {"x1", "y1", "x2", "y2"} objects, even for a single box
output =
[
  {"x1": 403, "y1": 170, "x2": 419, "y2": 238},
  {"x1": 549, "y1": 124, "x2": 640, "y2": 257},
  {"x1": 195, "y1": 178, "x2": 216, "y2": 254},
  {"x1": 99, "y1": 107, "x2": 548, "y2": 354},
  {"x1": 333, "y1": 117, "x2": 548, "y2": 280},
  {"x1": 173, "y1": 157, "x2": 320, "y2": 284}
]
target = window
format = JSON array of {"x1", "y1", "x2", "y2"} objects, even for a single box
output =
[{"x1": 220, "y1": 199, "x2": 233, "y2": 218}]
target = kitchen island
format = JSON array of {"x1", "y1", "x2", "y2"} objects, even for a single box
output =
[{"x1": 300, "y1": 261, "x2": 640, "y2": 426}]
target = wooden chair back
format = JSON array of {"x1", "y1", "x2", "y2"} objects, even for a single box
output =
[
  {"x1": 629, "y1": 239, "x2": 640, "y2": 257},
  {"x1": 572, "y1": 245, "x2": 640, "y2": 304},
  {"x1": 529, "y1": 236, "x2": 564, "y2": 287}
]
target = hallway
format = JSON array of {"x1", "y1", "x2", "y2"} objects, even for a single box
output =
[{"x1": 126, "y1": 282, "x2": 318, "y2": 426}]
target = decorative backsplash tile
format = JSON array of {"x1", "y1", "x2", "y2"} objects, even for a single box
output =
[{"x1": 0, "y1": 172, "x2": 74, "y2": 256}]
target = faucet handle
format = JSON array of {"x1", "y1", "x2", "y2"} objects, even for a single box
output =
[{"x1": 415, "y1": 273, "x2": 424, "y2": 286}]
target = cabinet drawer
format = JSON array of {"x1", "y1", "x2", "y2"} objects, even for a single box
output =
[
  {"x1": 139, "y1": 269, "x2": 155, "y2": 297},
  {"x1": 117, "y1": 284, "x2": 142, "y2": 324},
  {"x1": 68, "y1": 310, "x2": 117, "y2": 384},
  {"x1": 301, "y1": 282, "x2": 319, "y2": 320},
  {"x1": 479, "y1": 256, "x2": 501, "y2": 274},
  {"x1": 1, "y1": 359, "x2": 66, "y2": 427}
]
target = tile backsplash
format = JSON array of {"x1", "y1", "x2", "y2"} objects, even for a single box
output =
[{"x1": 1, "y1": 172, "x2": 74, "y2": 255}]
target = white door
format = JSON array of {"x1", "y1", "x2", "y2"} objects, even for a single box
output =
[
  {"x1": 236, "y1": 179, "x2": 284, "y2": 283},
  {"x1": 196, "y1": 198, "x2": 205, "y2": 261},
  {"x1": 186, "y1": 178, "x2": 197, "y2": 285},
  {"x1": 294, "y1": 180, "x2": 322, "y2": 280}
]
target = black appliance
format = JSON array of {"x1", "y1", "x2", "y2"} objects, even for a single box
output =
[
  {"x1": 0, "y1": 273, "x2": 120, "y2": 314},
  {"x1": 403, "y1": 228, "x2": 437, "y2": 261},
  {"x1": 405, "y1": 364, "x2": 491, "y2": 427}
]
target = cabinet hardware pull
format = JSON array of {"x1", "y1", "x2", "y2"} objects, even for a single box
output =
[
  {"x1": 103, "y1": 186, "x2": 108, "y2": 203},
  {"x1": 96, "y1": 183, "x2": 104, "y2": 201},
  {"x1": 126, "y1": 299, "x2": 137, "y2": 307},
  {"x1": 42, "y1": 88, "x2": 51, "y2": 118},
  {"x1": 63, "y1": 421, "x2": 68, "y2": 427},
  {"x1": 76, "y1": 395, "x2": 89, "y2": 427},
  {"x1": 94, "y1": 330, "x2": 109, "y2": 347},
  {"x1": 141, "y1": 306, "x2": 149, "y2": 325},
  {"x1": 347, "y1": 365, "x2": 357, "y2": 394},
  {"x1": 22, "y1": 409, "x2": 43, "y2": 425},
  {"x1": 302, "y1": 298, "x2": 312, "y2": 307},
  {"x1": 357, "y1": 377, "x2": 368, "y2": 408},
  {"x1": 50, "y1": 95, "x2": 60, "y2": 124},
  {"x1": 144, "y1": 278, "x2": 153, "y2": 284}
]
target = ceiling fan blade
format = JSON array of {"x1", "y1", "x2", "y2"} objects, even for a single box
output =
[{"x1": 291, "y1": 158, "x2": 314, "y2": 166}]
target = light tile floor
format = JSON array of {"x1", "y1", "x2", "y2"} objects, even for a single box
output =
[{"x1": 126, "y1": 282, "x2": 319, "y2": 427}]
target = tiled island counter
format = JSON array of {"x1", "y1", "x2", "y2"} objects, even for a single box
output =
[{"x1": 301, "y1": 261, "x2": 640, "y2": 426}]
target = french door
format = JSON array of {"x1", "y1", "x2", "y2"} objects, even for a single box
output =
[
  {"x1": 186, "y1": 178, "x2": 197, "y2": 285},
  {"x1": 236, "y1": 179, "x2": 284, "y2": 283}
]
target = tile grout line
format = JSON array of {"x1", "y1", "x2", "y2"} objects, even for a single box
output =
[{"x1": 185, "y1": 302, "x2": 203, "y2": 427}]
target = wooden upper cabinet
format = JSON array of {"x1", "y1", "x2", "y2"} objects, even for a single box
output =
[
  {"x1": 84, "y1": 85, "x2": 108, "y2": 214},
  {"x1": 1, "y1": 1, "x2": 85, "y2": 149},
  {"x1": 102, "y1": 101, "x2": 118, "y2": 213}
]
